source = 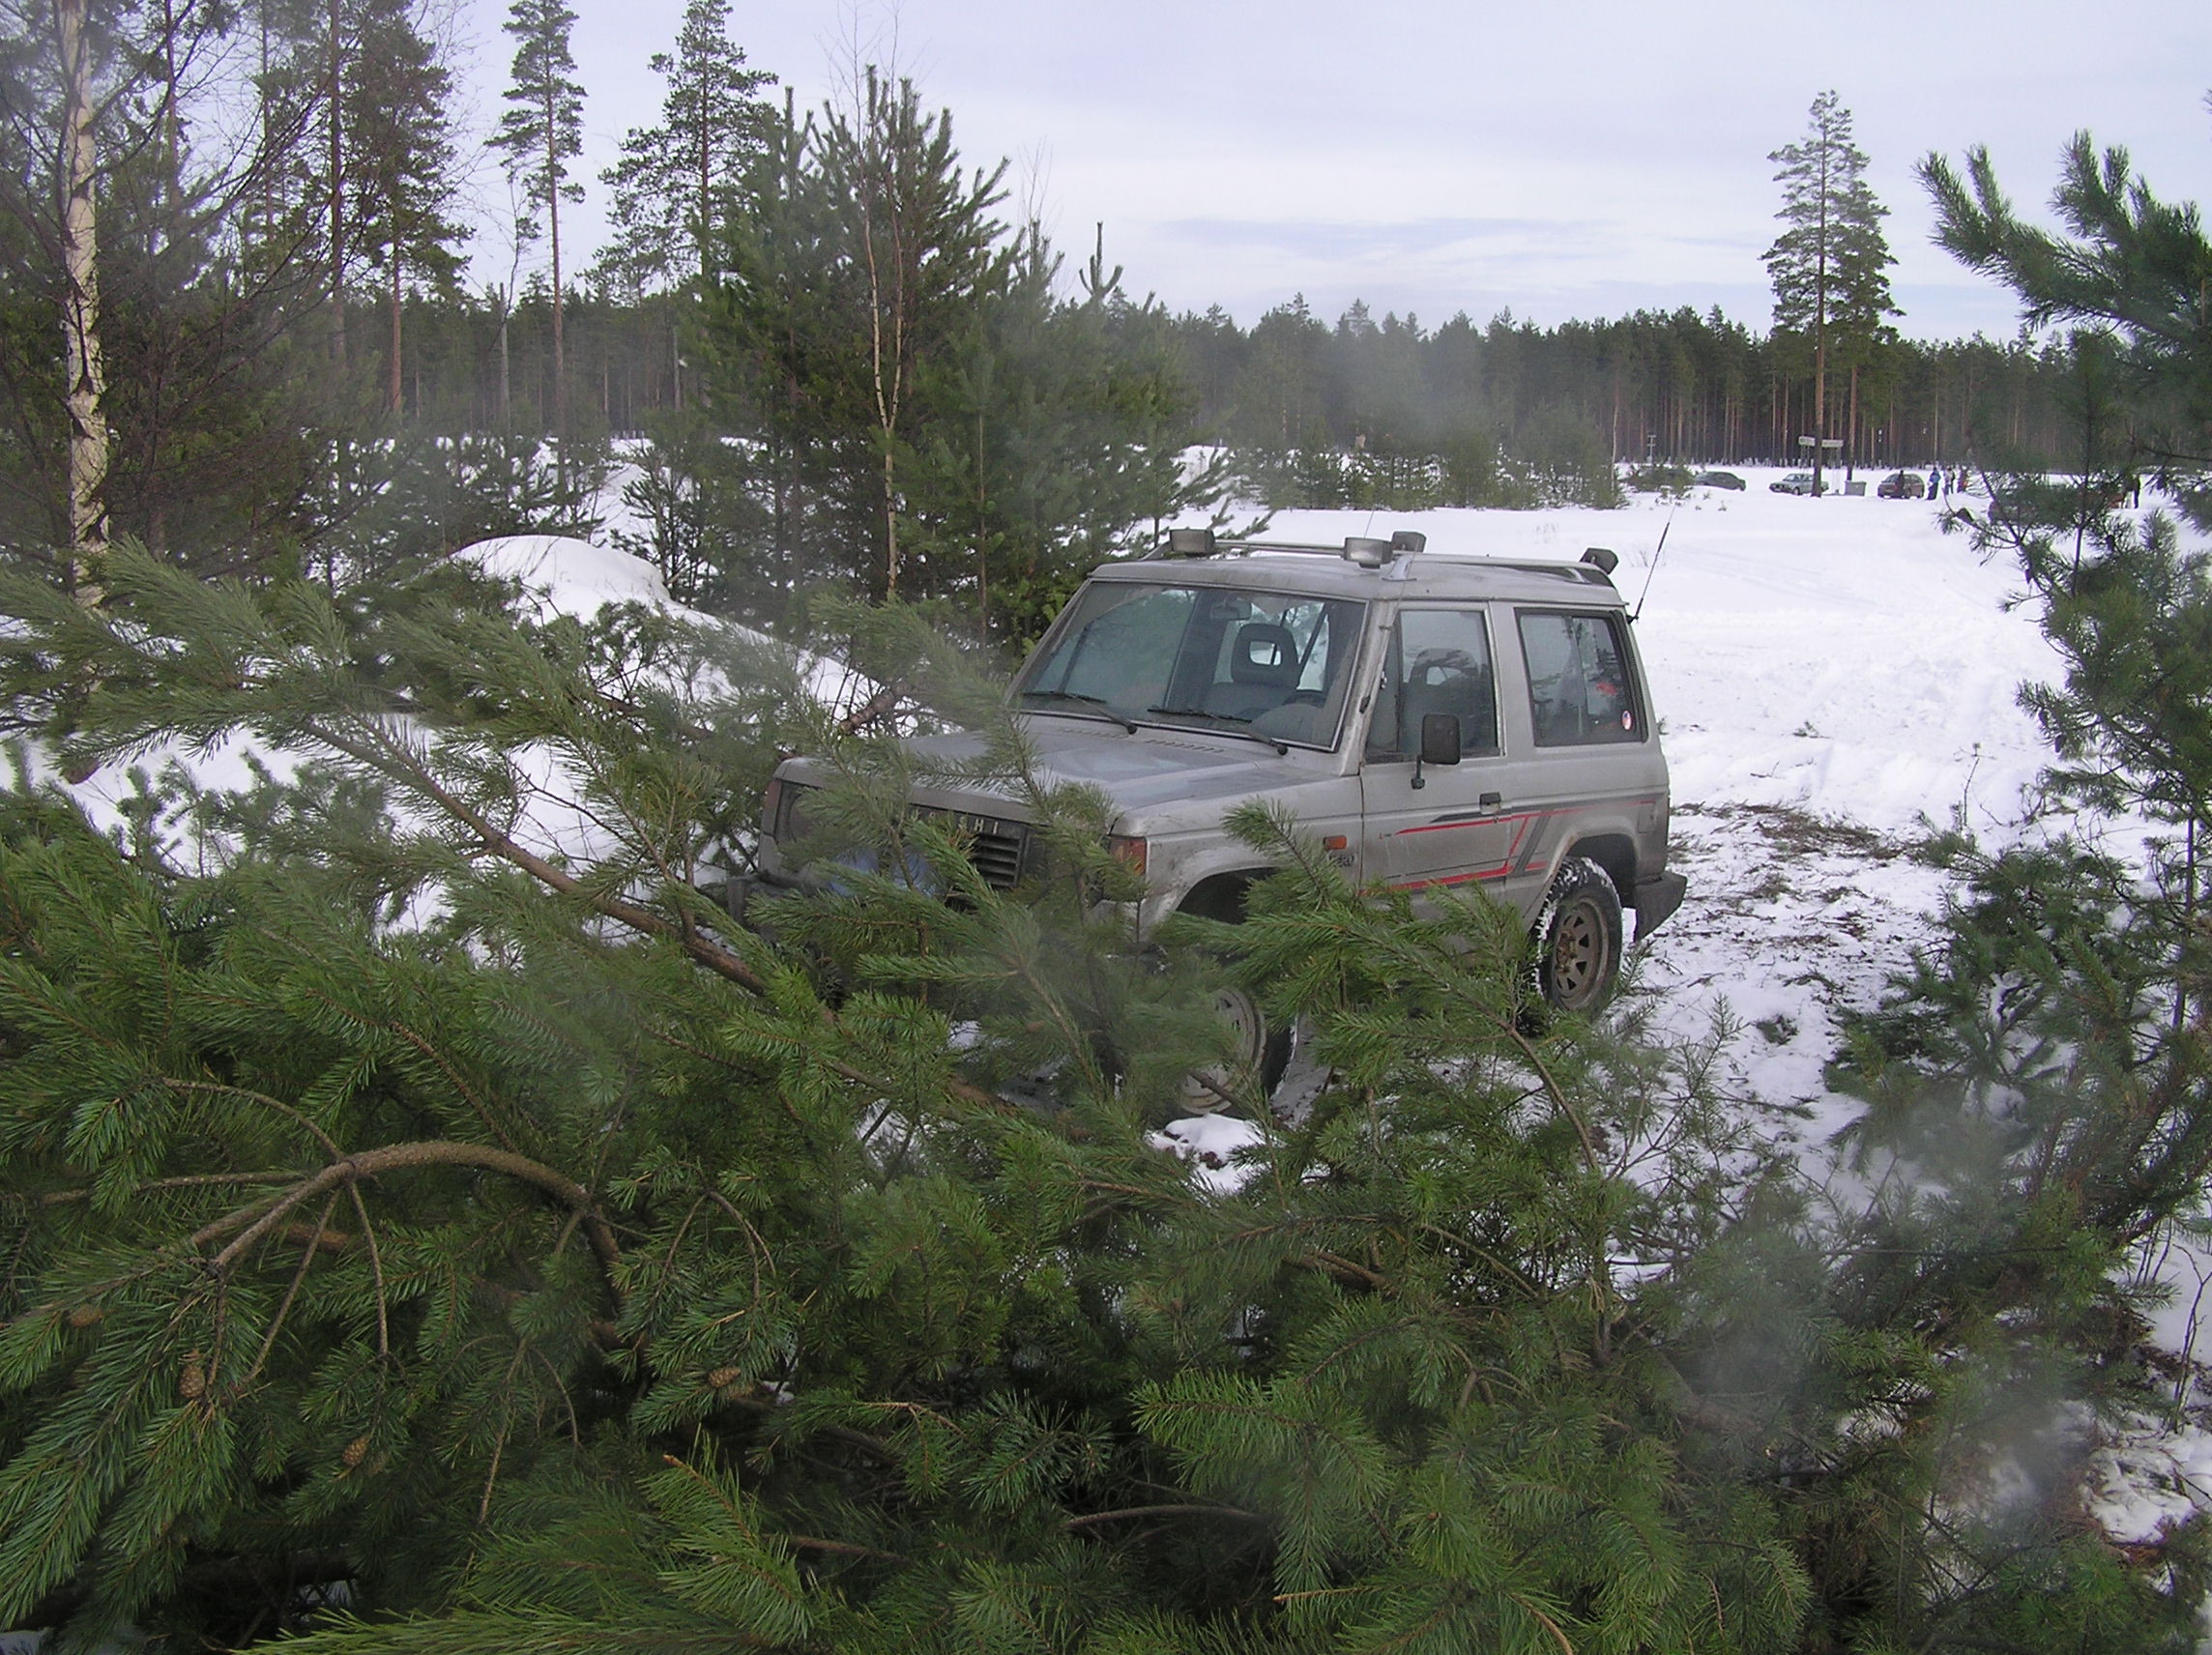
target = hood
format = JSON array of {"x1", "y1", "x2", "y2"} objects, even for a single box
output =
[{"x1": 803, "y1": 717, "x2": 1346, "y2": 828}]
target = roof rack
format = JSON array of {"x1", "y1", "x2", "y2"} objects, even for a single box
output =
[
  {"x1": 1150, "y1": 529, "x2": 1620, "y2": 588},
  {"x1": 1158, "y1": 528, "x2": 1427, "y2": 567}
]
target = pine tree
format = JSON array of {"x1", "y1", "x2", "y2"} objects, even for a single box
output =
[
  {"x1": 1765, "y1": 91, "x2": 1896, "y2": 492},
  {"x1": 342, "y1": 0, "x2": 464, "y2": 416},
  {"x1": 814, "y1": 69, "x2": 1009, "y2": 599},
  {"x1": 1770, "y1": 114, "x2": 2212, "y2": 1655},
  {"x1": 490, "y1": 0, "x2": 584, "y2": 453},
  {"x1": 600, "y1": 0, "x2": 773, "y2": 295}
]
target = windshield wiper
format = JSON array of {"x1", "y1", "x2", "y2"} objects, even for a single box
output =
[
  {"x1": 1147, "y1": 703, "x2": 1247, "y2": 722},
  {"x1": 1143, "y1": 707, "x2": 1289, "y2": 756},
  {"x1": 1018, "y1": 689, "x2": 1137, "y2": 733}
]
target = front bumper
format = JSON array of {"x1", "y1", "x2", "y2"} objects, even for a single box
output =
[{"x1": 1632, "y1": 870, "x2": 1687, "y2": 941}]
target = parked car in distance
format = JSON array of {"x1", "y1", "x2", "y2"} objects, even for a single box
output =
[
  {"x1": 1877, "y1": 471, "x2": 1926, "y2": 499},
  {"x1": 1769, "y1": 472, "x2": 1823, "y2": 496},
  {"x1": 1693, "y1": 470, "x2": 1746, "y2": 491},
  {"x1": 756, "y1": 531, "x2": 1688, "y2": 1095}
]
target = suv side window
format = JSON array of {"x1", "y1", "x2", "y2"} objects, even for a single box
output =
[
  {"x1": 1364, "y1": 608, "x2": 1500, "y2": 761},
  {"x1": 1517, "y1": 610, "x2": 1643, "y2": 745}
]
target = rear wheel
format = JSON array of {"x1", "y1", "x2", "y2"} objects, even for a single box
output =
[{"x1": 1535, "y1": 856, "x2": 1624, "y2": 1014}]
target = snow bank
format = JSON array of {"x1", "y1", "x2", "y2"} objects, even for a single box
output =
[{"x1": 460, "y1": 533, "x2": 686, "y2": 622}]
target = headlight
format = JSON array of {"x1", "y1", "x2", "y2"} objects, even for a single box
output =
[
  {"x1": 765, "y1": 778, "x2": 816, "y2": 843},
  {"x1": 1106, "y1": 833, "x2": 1148, "y2": 878}
]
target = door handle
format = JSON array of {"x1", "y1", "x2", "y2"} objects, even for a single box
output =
[{"x1": 1479, "y1": 792, "x2": 1503, "y2": 812}]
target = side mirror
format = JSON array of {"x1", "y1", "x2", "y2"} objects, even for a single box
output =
[
  {"x1": 1419, "y1": 713, "x2": 1463, "y2": 768},
  {"x1": 1410, "y1": 713, "x2": 1461, "y2": 789}
]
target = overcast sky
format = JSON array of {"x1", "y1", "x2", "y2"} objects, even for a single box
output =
[{"x1": 452, "y1": 0, "x2": 2211, "y2": 341}]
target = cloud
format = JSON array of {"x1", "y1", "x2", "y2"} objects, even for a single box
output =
[{"x1": 1157, "y1": 217, "x2": 1613, "y2": 263}]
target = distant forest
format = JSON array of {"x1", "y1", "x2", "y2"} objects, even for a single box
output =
[{"x1": 410, "y1": 286, "x2": 2073, "y2": 477}]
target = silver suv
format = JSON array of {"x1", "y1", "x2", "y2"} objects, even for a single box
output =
[{"x1": 759, "y1": 531, "x2": 1685, "y2": 1061}]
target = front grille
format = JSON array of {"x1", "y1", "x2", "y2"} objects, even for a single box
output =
[{"x1": 922, "y1": 808, "x2": 1030, "y2": 892}]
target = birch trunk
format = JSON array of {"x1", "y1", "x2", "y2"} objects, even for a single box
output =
[
  {"x1": 57, "y1": 0, "x2": 107, "y2": 602},
  {"x1": 545, "y1": 85, "x2": 566, "y2": 477}
]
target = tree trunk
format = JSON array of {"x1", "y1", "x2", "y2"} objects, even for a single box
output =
[
  {"x1": 545, "y1": 88, "x2": 566, "y2": 478},
  {"x1": 388, "y1": 253, "x2": 403, "y2": 415},
  {"x1": 975, "y1": 402, "x2": 988, "y2": 639},
  {"x1": 1812, "y1": 158, "x2": 1829, "y2": 495},
  {"x1": 328, "y1": 0, "x2": 345, "y2": 365},
  {"x1": 497, "y1": 291, "x2": 510, "y2": 422},
  {"x1": 1846, "y1": 362, "x2": 1859, "y2": 482},
  {"x1": 56, "y1": 0, "x2": 107, "y2": 601}
]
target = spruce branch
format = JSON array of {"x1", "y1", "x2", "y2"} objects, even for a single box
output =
[
  {"x1": 345, "y1": 1179, "x2": 393, "y2": 1359},
  {"x1": 234, "y1": 1189, "x2": 340, "y2": 1393},
  {"x1": 198, "y1": 1141, "x2": 623, "y2": 1300},
  {"x1": 1062, "y1": 1501, "x2": 1261, "y2": 1530},
  {"x1": 290, "y1": 714, "x2": 1014, "y2": 1118}
]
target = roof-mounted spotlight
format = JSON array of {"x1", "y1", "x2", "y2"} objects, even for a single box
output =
[
  {"x1": 1166, "y1": 528, "x2": 1216, "y2": 558},
  {"x1": 1390, "y1": 531, "x2": 1427, "y2": 553},
  {"x1": 1342, "y1": 537, "x2": 1393, "y2": 568},
  {"x1": 1581, "y1": 546, "x2": 1619, "y2": 577}
]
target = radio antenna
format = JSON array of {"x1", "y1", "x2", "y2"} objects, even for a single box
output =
[{"x1": 1632, "y1": 511, "x2": 1674, "y2": 622}]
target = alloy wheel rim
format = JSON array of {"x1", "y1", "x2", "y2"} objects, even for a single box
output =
[
  {"x1": 1553, "y1": 902, "x2": 1606, "y2": 1005},
  {"x1": 1182, "y1": 987, "x2": 1266, "y2": 1109}
]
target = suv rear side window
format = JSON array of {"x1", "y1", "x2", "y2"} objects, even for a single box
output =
[
  {"x1": 1365, "y1": 608, "x2": 1500, "y2": 761},
  {"x1": 1517, "y1": 611, "x2": 1643, "y2": 745}
]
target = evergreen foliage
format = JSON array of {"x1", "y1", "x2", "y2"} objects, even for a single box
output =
[
  {"x1": 660, "y1": 93, "x2": 1225, "y2": 632},
  {"x1": 599, "y1": 0, "x2": 775, "y2": 294},
  {"x1": 342, "y1": 0, "x2": 466, "y2": 416},
  {"x1": 1177, "y1": 299, "x2": 2073, "y2": 516},
  {"x1": 1764, "y1": 91, "x2": 1899, "y2": 484},
  {"x1": 0, "y1": 5, "x2": 2109, "y2": 599},
  {"x1": 492, "y1": 0, "x2": 585, "y2": 450},
  {"x1": 4, "y1": 511, "x2": 2208, "y2": 1647},
  {"x1": 0, "y1": 546, "x2": 1788, "y2": 1649}
]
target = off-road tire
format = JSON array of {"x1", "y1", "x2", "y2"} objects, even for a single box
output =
[
  {"x1": 1533, "y1": 856, "x2": 1624, "y2": 1015},
  {"x1": 1180, "y1": 983, "x2": 1293, "y2": 1114}
]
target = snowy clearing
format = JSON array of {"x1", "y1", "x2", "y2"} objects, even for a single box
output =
[{"x1": 1255, "y1": 472, "x2": 2067, "y2": 1147}]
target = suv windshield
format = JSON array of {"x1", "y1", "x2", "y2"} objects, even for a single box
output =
[{"x1": 1015, "y1": 582, "x2": 1367, "y2": 749}]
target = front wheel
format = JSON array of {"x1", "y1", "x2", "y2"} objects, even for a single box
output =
[
  {"x1": 1181, "y1": 984, "x2": 1292, "y2": 1113},
  {"x1": 1534, "y1": 857, "x2": 1624, "y2": 1014}
]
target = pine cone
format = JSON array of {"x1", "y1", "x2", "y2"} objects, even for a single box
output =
[
  {"x1": 341, "y1": 1436, "x2": 370, "y2": 1468},
  {"x1": 706, "y1": 1366, "x2": 742, "y2": 1390},
  {"x1": 178, "y1": 1354, "x2": 207, "y2": 1400},
  {"x1": 65, "y1": 1305, "x2": 102, "y2": 1328}
]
